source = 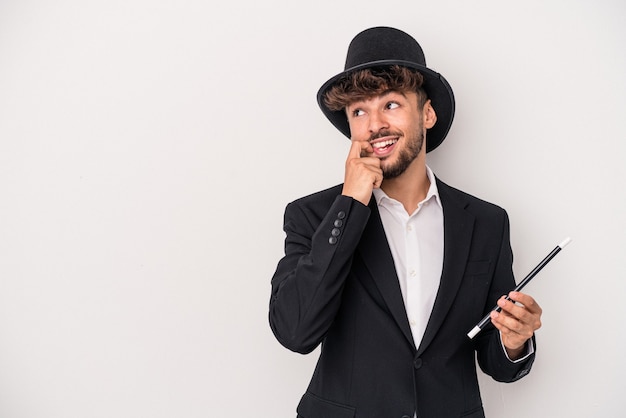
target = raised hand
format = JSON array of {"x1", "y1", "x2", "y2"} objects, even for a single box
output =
[{"x1": 341, "y1": 139, "x2": 383, "y2": 206}]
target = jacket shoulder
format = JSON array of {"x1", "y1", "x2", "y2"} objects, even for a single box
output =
[{"x1": 436, "y1": 178, "x2": 507, "y2": 217}]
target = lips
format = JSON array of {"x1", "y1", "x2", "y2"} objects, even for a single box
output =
[{"x1": 370, "y1": 137, "x2": 399, "y2": 157}]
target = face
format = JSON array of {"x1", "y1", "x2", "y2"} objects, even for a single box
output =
[{"x1": 346, "y1": 91, "x2": 435, "y2": 179}]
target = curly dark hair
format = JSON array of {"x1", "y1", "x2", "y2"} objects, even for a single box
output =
[{"x1": 323, "y1": 65, "x2": 428, "y2": 111}]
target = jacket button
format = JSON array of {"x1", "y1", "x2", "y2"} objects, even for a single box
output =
[
  {"x1": 401, "y1": 415, "x2": 411, "y2": 418},
  {"x1": 337, "y1": 211, "x2": 346, "y2": 219},
  {"x1": 334, "y1": 219, "x2": 343, "y2": 227},
  {"x1": 331, "y1": 228, "x2": 341, "y2": 237},
  {"x1": 329, "y1": 237, "x2": 338, "y2": 245},
  {"x1": 413, "y1": 357, "x2": 423, "y2": 369}
]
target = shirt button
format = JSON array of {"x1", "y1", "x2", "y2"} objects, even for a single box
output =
[
  {"x1": 407, "y1": 224, "x2": 413, "y2": 231},
  {"x1": 409, "y1": 269, "x2": 416, "y2": 277}
]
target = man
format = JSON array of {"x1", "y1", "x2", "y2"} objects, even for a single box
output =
[{"x1": 269, "y1": 26, "x2": 542, "y2": 418}]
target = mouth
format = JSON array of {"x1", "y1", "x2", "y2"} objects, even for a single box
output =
[{"x1": 370, "y1": 136, "x2": 399, "y2": 157}]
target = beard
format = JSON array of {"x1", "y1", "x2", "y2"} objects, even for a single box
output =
[{"x1": 379, "y1": 127, "x2": 425, "y2": 179}]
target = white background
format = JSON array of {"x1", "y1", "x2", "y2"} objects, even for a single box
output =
[{"x1": 1, "y1": 1, "x2": 624, "y2": 417}]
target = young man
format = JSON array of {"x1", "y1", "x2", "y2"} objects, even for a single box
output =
[{"x1": 269, "y1": 27, "x2": 542, "y2": 418}]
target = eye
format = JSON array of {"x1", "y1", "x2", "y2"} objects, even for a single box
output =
[
  {"x1": 386, "y1": 101, "x2": 400, "y2": 110},
  {"x1": 352, "y1": 108, "x2": 365, "y2": 117}
]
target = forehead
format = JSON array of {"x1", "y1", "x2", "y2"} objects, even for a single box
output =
[{"x1": 347, "y1": 90, "x2": 414, "y2": 107}]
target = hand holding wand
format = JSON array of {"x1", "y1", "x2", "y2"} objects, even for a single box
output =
[{"x1": 467, "y1": 237, "x2": 572, "y2": 339}]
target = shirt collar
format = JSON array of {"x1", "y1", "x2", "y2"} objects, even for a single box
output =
[{"x1": 372, "y1": 165, "x2": 442, "y2": 209}]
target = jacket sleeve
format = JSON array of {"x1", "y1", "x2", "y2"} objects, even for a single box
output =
[
  {"x1": 473, "y1": 210, "x2": 536, "y2": 382},
  {"x1": 269, "y1": 194, "x2": 370, "y2": 354}
]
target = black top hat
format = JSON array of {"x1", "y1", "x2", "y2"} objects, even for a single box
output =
[{"x1": 317, "y1": 27, "x2": 455, "y2": 153}]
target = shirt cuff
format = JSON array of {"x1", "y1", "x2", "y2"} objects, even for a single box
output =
[{"x1": 499, "y1": 332, "x2": 535, "y2": 363}]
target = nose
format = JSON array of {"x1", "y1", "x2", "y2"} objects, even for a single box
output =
[{"x1": 368, "y1": 110, "x2": 389, "y2": 134}]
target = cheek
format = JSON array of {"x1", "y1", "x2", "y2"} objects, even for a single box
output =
[{"x1": 347, "y1": 119, "x2": 368, "y2": 140}]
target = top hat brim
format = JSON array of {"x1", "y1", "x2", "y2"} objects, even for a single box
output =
[{"x1": 317, "y1": 59, "x2": 455, "y2": 153}]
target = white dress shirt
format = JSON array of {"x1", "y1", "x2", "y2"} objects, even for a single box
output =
[{"x1": 372, "y1": 166, "x2": 443, "y2": 349}]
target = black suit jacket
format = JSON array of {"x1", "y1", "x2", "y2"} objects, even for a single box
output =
[{"x1": 269, "y1": 178, "x2": 535, "y2": 418}]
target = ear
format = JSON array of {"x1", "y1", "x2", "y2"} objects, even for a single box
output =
[{"x1": 423, "y1": 100, "x2": 437, "y2": 129}]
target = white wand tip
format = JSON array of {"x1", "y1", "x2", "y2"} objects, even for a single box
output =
[
  {"x1": 467, "y1": 326, "x2": 481, "y2": 339},
  {"x1": 559, "y1": 237, "x2": 572, "y2": 249}
]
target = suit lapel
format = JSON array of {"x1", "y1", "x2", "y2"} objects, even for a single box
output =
[
  {"x1": 355, "y1": 179, "x2": 475, "y2": 355},
  {"x1": 357, "y1": 199, "x2": 416, "y2": 351},
  {"x1": 417, "y1": 179, "x2": 475, "y2": 356}
]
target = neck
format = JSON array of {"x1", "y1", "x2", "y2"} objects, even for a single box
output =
[{"x1": 380, "y1": 153, "x2": 430, "y2": 214}]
